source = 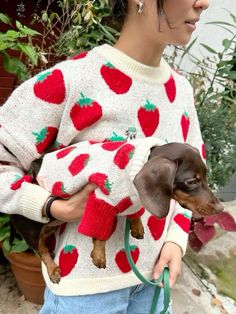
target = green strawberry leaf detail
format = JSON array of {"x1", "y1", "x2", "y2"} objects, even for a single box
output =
[
  {"x1": 107, "y1": 132, "x2": 126, "y2": 142},
  {"x1": 36, "y1": 71, "x2": 51, "y2": 83},
  {"x1": 143, "y1": 99, "x2": 156, "y2": 111},
  {"x1": 63, "y1": 245, "x2": 76, "y2": 254},
  {"x1": 105, "y1": 62, "x2": 114, "y2": 69},
  {"x1": 32, "y1": 128, "x2": 47, "y2": 143},
  {"x1": 105, "y1": 178, "x2": 113, "y2": 193},
  {"x1": 77, "y1": 92, "x2": 93, "y2": 107}
]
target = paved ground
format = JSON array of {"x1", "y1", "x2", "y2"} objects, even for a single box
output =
[{"x1": 1, "y1": 201, "x2": 236, "y2": 314}]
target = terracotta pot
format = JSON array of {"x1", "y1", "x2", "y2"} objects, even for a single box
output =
[{"x1": 5, "y1": 251, "x2": 45, "y2": 304}]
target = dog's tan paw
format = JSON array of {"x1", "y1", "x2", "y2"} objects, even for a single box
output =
[
  {"x1": 91, "y1": 251, "x2": 106, "y2": 269},
  {"x1": 130, "y1": 218, "x2": 145, "y2": 239},
  {"x1": 49, "y1": 267, "x2": 61, "y2": 284},
  {"x1": 131, "y1": 228, "x2": 144, "y2": 239}
]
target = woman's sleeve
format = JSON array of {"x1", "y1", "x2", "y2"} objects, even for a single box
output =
[
  {"x1": 165, "y1": 203, "x2": 192, "y2": 255},
  {"x1": 165, "y1": 81, "x2": 204, "y2": 255},
  {"x1": 0, "y1": 66, "x2": 68, "y2": 223}
]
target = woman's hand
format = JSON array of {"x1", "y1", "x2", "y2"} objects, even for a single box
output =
[
  {"x1": 152, "y1": 241, "x2": 182, "y2": 288},
  {"x1": 50, "y1": 183, "x2": 96, "y2": 222}
]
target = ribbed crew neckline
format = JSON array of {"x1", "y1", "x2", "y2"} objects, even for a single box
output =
[{"x1": 95, "y1": 44, "x2": 171, "y2": 84}]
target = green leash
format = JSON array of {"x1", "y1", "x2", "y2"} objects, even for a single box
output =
[{"x1": 124, "y1": 218, "x2": 171, "y2": 314}]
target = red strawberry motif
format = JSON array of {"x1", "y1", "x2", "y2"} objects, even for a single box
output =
[
  {"x1": 137, "y1": 99, "x2": 160, "y2": 136},
  {"x1": 89, "y1": 173, "x2": 112, "y2": 195},
  {"x1": 115, "y1": 197, "x2": 133, "y2": 213},
  {"x1": 181, "y1": 111, "x2": 190, "y2": 141},
  {"x1": 56, "y1": 146, "x2": 76, "y2": 159},
  {"x1": 59, "y1": 245, "x2": 79, "y2": 277},
  {"x1": 89, "y1": 140, "x2": 103, "y2": 145},
  {"x1": 164, "y1": 75, "x2": 176, "y2": 103},
  {"x1": 70, "y1": 51, "x2": 88, "y2": 60},
  {"x1": 10, "y1": 174, "x2": 32, "y2": 190},
  {"x1": 147, "y1": 215, "x2": 166, "y2": 240},
  {"x1": 115, "y1": 245, "x2": 140, "y2": 273},
  {"x1": 128, "y1": 207, "x2": 145, "y2": 219},
  {"x1": 33, "y1": 69, "x2": 66, "y2": 104},
  {"x1": 174, "y1": 212, "x2": 191, "y2": 233},
  {"x1": 100, "y1": 62, "x2": 132, "y2": 94},
  {"x1": 70, "y1": 93, "x2": 102, "y2": 131},
  {"x1": 32, "y1": 126, "x2": 58, "y2": 154},
  {"x1": 101, "y1": 141, "x2": 125, "y2": 151},
  {"x1": 52, "y1": 181, "x2": 71, "y2": 198},
  {"x1": 202, "y1": 143, "x2": 206, "y2": 159},
  {"x1": 68, "y1": 153, "x2": 90, "y2": 176},
  {"x1": 113, "y1": 143, "x2": 135, "y2": 169}
]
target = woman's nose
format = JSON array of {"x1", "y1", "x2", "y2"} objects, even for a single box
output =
[{"x1": 194, "y1": 0, "x2": 209, "y2": 11}]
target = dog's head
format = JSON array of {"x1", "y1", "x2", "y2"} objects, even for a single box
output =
[{"x1": 133, "y1": 142, "x2": 224, "y2": 218}]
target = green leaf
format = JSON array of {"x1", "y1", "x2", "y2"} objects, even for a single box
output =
[
  {"x1": 0, "y1": 13, "x2": 12, "y2": 25},
  {"x1": 10, "y1": 239, "x2": 29, "y2": 253},
  {"x1": 3, "y1": 53, "x2": 28, "y2": 80},
  {"x1": 228, "y1": 71, "x2": 236, "y2": 80},
  {"x1": 97, "y1": 22, "x2": 116, "y2": 42},
  {"x1": 222, "y1": 39, "x2": 231, "y2": 51},
  {"x1": 17, "y1": 43, "x2": 38, "y2": 66},
  {"x1": 0, "y1": 41, "x2": 14, "y2": 51},
  {"x1": 16, "y1": 20, "x2": 41, "y2": 36},
  {"x1": 200, "y1": 44, "x2": 217, "y2": 54},
  {"x1": 42, "y1": 12, "x2": 48, "y2": 22}
]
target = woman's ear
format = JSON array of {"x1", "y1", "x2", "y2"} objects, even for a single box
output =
[{"x1": 133, "y1": 156, "x2": 177, "y2": 218}]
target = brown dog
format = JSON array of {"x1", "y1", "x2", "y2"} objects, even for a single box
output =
[{"x1": 10, "y1": 142, "x2": 223, "y2": 284}]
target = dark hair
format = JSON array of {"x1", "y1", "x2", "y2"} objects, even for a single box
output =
[{"x1": 109, "y1": 0, "x2": 165, "y2": 23}]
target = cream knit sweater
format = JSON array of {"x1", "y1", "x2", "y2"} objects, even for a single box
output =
[{"x1": 0, "y1": 44, "x2": 205, "y2": 295}]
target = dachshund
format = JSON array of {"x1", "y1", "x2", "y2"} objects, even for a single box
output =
[{"x1": 10, "y1": 142, "x2": 223, "y2": 284}]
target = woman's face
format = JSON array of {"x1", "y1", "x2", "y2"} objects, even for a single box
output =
[{"x1": 143, "y1": 0, "x2": 210, "y2": 47}]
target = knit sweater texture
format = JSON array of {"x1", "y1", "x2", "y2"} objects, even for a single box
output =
[
  {"x1": 37, "y1": 137, "x2": 165, "y2": 240},
  {"x1": 0, "y1": 44, "x2": 205, "y2": 295}
]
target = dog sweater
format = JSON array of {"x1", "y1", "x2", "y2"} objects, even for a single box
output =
[
  {"x1": 37, "y1": 137, "x2": 165, "y2": 240},
  {"x1": 0, "y1": 44, "x2": 205, "y2": 295}
]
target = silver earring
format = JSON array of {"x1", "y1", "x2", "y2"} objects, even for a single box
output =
[{"x1": 137, "y1": 1, "x2": 144, "y2": 14}]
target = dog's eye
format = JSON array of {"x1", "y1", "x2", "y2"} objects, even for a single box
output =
[{"x1": 186, "y1": 178, "x2": 198, "y2": 186}]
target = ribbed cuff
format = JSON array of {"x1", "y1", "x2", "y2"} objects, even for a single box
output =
[
  {"x1": 19, "y1": 182, "x2": 51, "y2": 223},
  {"x1": 78, "y1": 191, "x2": 116, "y2": 241}
]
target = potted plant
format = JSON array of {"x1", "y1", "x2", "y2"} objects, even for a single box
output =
[{"x1": 0, "y1": 213, "x2": 45, "y2": 304}]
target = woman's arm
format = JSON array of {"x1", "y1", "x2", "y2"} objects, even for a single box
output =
[{"x1": 0, "y1": 66, "x2": 67, "y2": 222}]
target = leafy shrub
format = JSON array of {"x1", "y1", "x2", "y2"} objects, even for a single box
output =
[{"x1": 0, "y1": 12, "x2": 41, "y2": 81}]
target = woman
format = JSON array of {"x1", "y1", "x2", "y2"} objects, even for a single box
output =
[{"x1": 0, "y1": 1, "x2": 209, "y2": 313}]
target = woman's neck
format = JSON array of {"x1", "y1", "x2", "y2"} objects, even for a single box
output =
[{"x1": 114, "y1": 22, "x2": 165, "y2": 67}]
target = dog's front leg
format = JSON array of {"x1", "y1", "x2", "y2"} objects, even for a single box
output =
[
  {"x1": 39, "y1": 223, "x2": 61, "y2": 284},
  {"x1": 90, "y1": 238, "x2": 106, "y2": 269}
]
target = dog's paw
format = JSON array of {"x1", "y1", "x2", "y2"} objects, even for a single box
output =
[
  {"x1": 90, "y1": 251, "x2": 106, "y2": 269},
  {"x1": 49, "y1": 267, "x2": 61, "y2": 284},
  {"x1": 131, "y1": 224, "x2": 144, "y2": 239},
  {"x1": 130, "y1": 219, "x2": 145, "y2": 239}
]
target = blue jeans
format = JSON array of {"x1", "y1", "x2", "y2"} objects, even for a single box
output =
[{"x1": 39, "y1": 284, "x2": 172, "y2": 314}]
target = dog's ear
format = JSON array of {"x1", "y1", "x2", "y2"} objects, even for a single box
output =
[{"x1": 133, "y1": 157, "x2": 177, "y2": 218}]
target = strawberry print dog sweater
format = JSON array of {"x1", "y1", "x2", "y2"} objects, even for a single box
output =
[
  {"x1": 0, "y1": 44, "x2": 205, "y2": 295},
  {"x1": 37, "y1": 137, "x2": 164, "y2": 240}
]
